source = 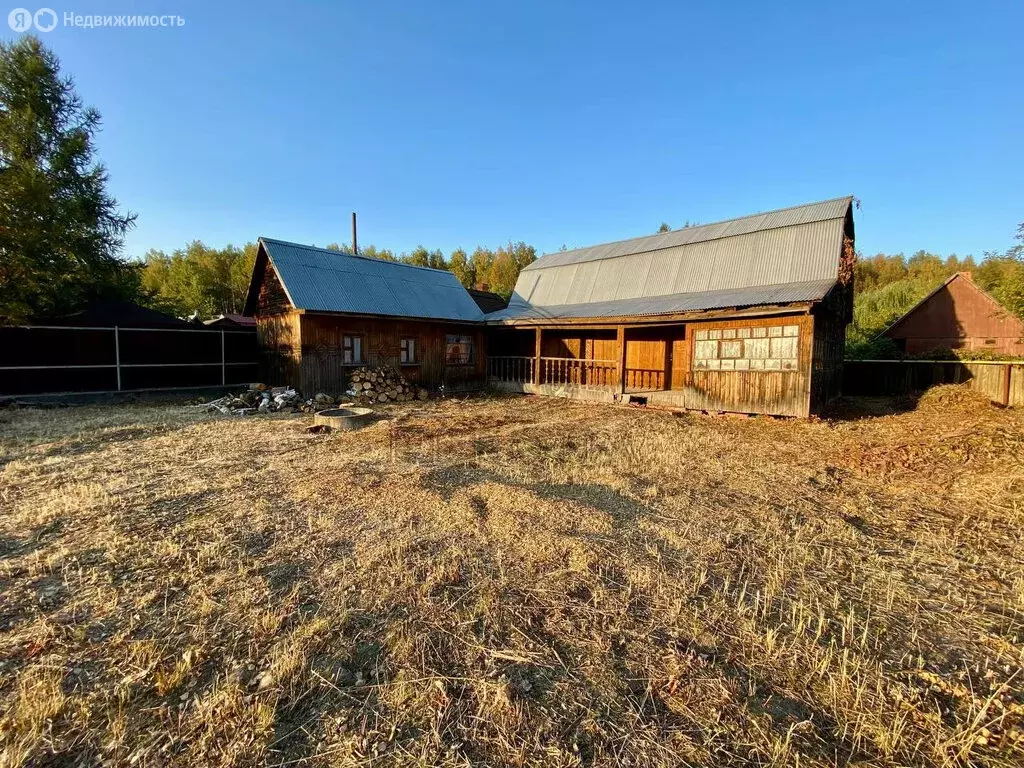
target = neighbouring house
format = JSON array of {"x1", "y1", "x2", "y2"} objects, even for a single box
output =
[
  {"x1": 467, "y1": 286, "x2": 508, "y2": 314},
  {"x1": 205, "y1": 313, "x2": 257, "y2": 330},
  {"x1": 882, "y1": 272, "x2": 1024, "y2": 357},
  {"x1": 483, "y1": 197, "x2": 856, "y2": 417},
  {"x1": 243, "y1": 238, "x2": 487, "y2": 393},
  {"x1": 49, "y1": 299, "x2": 192, "y2": 329}
]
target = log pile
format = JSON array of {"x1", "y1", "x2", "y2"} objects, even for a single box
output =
[{"x1": 347, "y1": 366, "x2": 427, "y2": 405}]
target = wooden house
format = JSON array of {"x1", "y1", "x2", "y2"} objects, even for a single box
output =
[
  {"x1": 883, "y1": 272, "x2": 1024, "y2": 357},
  {"x1": 484, "y1": 197, "x2": 857, "y2": 417},
  {"x1": 243, "y1": 238, "x2": 487, "y2": 393}
]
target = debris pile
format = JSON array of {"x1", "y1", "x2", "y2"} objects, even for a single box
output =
[
  {"x1": 346, "y1": 366, "x2": 428, "y2": 405},
  {"x1": 191, "y1": 372, "x2": 428, "y2": 416},
  {"x1": 195, "y1": 386, "x2": 303, "y2": 415}
]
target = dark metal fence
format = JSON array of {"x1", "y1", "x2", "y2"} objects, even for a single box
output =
[{"x1": 0, "y1": 325, "x2": 259, "y2": 397}]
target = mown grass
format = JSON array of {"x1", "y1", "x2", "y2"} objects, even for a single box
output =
[{"x1": 0, "y1": 387, "x2": 1022, "y2": 767}]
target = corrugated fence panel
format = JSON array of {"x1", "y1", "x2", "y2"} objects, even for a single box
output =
[{"x1": 0, "y1": 326, "x2": 259, "y2": 396}]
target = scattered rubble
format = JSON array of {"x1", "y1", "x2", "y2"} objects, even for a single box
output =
[{"x1": 190, "y1": 369, "x2": 428, "y2": 416}]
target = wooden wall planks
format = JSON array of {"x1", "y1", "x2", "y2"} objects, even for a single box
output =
[{"x1": 299, "y1": 314, "x2": 486, "y2": 393}]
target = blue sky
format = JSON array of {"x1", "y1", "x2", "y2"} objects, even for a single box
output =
[{"x1": 4, "y1": 1, "x2": 1021, "y2": 260}]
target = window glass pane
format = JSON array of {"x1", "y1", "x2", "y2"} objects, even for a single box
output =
[
  {"x1": 734, "y1": 358, "x2": 750, "y2": 370},
  {"x1": 445, "y1": 335, "x2": 472, "y2": 364},
  {"x1": 770, "y1": 337, "x2": 797, "y2": 360},
  {"x1": 400, "y1": 338, "x2": 415, "y2": 363},
  {"x1": 722, "y1": 329, "x2": 736, "y2": 339},
  {"x1": 765, "y1": 358, "x2": 781, "y2": 370},
  {"x1": 720, "y1": 340, "x2": 742, "y2": 358},
  {"x1": 693, "y1": 358, "x2": 707, "y2": 369},
  {"x1": 694, "y1": 329, "x2": 708, "y2": 341},
  {"x1": 695, "y1": 340, "x2": 719, "y2": 359},
  {"x1": 744, "y1": 338, "x2": 769, "y2": 359},
  {"x1": 752, "y1": 327, "x2": 767, "y2": 338},
  {"x1": 708, "y1": 329, "x2": 722, "y2": 340},
  {"x1": 719, "y1": 359, "x2": 735, "y2": 370},
  {"x1": 737, "y1": 328, "x2": 751, "y2": 339},
  {"x1": 749, "y1": 358, "x2": 765, "y2": 370},
  {"x1": 353, "y1": 337, "x2": 361, "y2": 362},
  {"x1": 768, "y1": 326, "x2": 783, "y2": 338},
  {"x1": 783, "y1": 325, "x2": 799, "y2": 337},
  {"x1": 705, "y1": 358, "x2": 721, "y2": 370}
]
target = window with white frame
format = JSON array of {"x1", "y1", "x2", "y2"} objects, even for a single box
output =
[
  {"x1": 400, "y1": 337, "x2": 417, "y2": 364},
  {"x1": 693, "y1": 325, "x2": 799, "y2": 370},
  {"x1": 342, "y1": 335, "x2": 363, "y2": 364}
]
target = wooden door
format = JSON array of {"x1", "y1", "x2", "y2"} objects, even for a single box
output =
[{"x1": 670, "y1": 329, "x2": 690, "y2": 390}]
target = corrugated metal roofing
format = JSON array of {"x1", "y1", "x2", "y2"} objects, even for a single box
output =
[
  {"x1": 491, "y1": 197, "x2": 852, "y2": 322},
  {"x1": 522, "y1": 196, "x2": 852, "y2": 271},
  {"x1": 485, "y1": 279, "x2": 837, "y2": 322},
  {"x1": 260, "y1": 238, "x2": 484, "y2": 322}
]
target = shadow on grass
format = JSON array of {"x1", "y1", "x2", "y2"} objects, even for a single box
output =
[{"x1": 821, "y1": 394, "x2": 921, "y2": 422}]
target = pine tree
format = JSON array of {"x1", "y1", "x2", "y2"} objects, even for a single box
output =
[{"x1": 0, "y1": 36, "x2": 136, "y2": 323}]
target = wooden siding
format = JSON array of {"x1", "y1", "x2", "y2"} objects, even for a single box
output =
[
  {"x1": 257, "y1": 261, "x2": 292, "y2": 315},
  {"x1": 298, "y1": 314, "x2": 486, "y2": 393},
  {"x1": 676, "y1": 315, "x2": 814, "y2": 417},
  {"x1": 885, "y1": 274, "x2": 1024, "y2": 356},
  {"x1": 255, "y1": 311, "x2": 302, "y2": 387},
  {"x1": 808, "y1": 283, "x2": 850, "y2": 411}
]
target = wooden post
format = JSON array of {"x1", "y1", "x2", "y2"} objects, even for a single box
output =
[
  {"x1": 616, "y1": 326, "x2": 627, "y2": 395},
  {"x1": 662, "y1": 336, "x2": 673, "y2": 391},
  {"x1": 221, "y1": 330, "x2": 226, "y2": 386},
  {"x1": 534, "y1": 328, "x2": 542, "y2": 385},
  {"x1": 1001, "y1": 363, "x2": 1012, "y2": 406}
]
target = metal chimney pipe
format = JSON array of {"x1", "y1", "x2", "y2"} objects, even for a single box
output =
[{"x1": 351, "y1": 212, "x2": 358, "y2": 255}]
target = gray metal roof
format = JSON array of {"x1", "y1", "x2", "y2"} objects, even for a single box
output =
[
  {"x1": 490, "y1": 196, "x2": 852, "y2": 322},
  {"x1": 485, "y1": 279, "x2": 837, "y2": 322},
  {"x1": 260, "y1": 238, "x2": 484, "y2": 322}
]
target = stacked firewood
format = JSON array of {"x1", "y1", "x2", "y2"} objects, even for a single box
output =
[{"x1": 348, "y1": 366, "x2": 427, "y2": 404}]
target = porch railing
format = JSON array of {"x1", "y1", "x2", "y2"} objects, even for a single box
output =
[
  {"x1": 488, "y1": 356, "x2": 619, "y2": 388},
  {"x1": 488, "y1": 356, "x2": 535, "y2": 384},
  {"x1": 541, "y1": 357, "x2": 618, "y2": 387},
  {"x1": 625, "y1": 368, "x2": 665, "y2": 391}
]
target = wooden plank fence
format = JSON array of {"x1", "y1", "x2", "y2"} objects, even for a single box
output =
[{"x1": 843, "y1": 360, "x2": 1023, "y2": 407}]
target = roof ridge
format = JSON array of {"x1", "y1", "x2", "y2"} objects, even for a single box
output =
[
  {"x1": 258, "y1": 237, "x2": 456, "y2": 277},
  {"x1": 528, "y1": 195, "x2": 852, "y2": 269}
]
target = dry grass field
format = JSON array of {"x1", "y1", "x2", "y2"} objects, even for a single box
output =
[{"x1": 1, "y1": 388, "x2": 1023, "y2": 767}]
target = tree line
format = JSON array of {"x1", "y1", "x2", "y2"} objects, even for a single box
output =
[
  {"x1": 847, "y1": 229, "x2": 1024, "y2": 358},
  {"x1": 0, "y1": 35, "x2": 538, "y2": 324},
  {"x1": 2, "y1": 33, "x2": 1022, "y2": 356},
  {"x1": 139, "y1": 240, "x2": 537, "y2": 319}
]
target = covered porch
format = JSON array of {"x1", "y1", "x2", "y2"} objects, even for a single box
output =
[
  {"x1": 486, "y1": 314, "x2": 814, "y2": 416},
  {"x1": 487, "y1": 325, "x2": 689, "y2": 401}
]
